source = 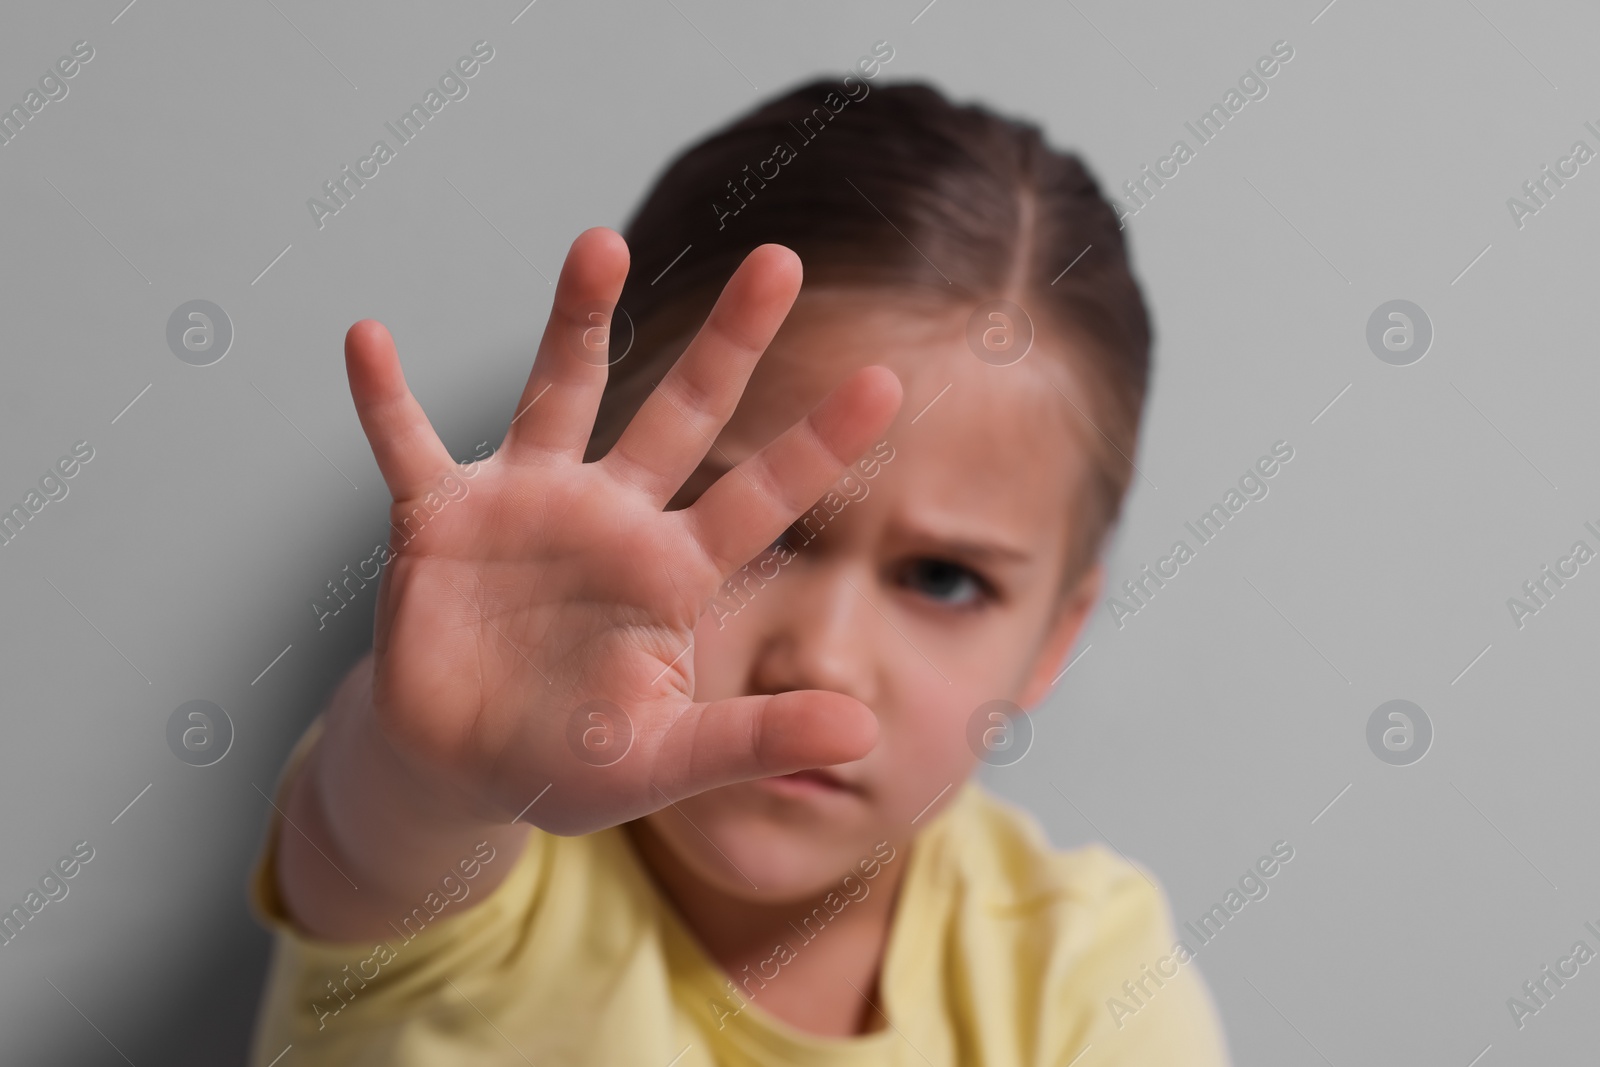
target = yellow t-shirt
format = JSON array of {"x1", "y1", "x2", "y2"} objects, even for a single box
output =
[{"x1": 248, "y1": 721, "x2": 1232, "y2": 1066}]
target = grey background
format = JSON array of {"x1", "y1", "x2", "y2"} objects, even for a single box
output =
[{"x1": 0, "y1": 0, "x2": 1592, "y2": 1063}]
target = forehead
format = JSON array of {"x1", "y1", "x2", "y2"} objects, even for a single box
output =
[{"x1": 713, "y1": 287, "x2": 1092, "y2": 535}]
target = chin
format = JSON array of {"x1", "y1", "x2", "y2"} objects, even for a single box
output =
[{"x1": 643, "y1": 781, "x2": 876, "y2": 904}]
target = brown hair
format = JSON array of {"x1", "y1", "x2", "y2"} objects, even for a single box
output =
[{"x1": 587, "y1": 77, "x2": 1152, "y2": 584}]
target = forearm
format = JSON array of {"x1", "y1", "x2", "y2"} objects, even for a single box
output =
[{"x1": 276, "y1": 650, "x2": 531, "y2": 941}]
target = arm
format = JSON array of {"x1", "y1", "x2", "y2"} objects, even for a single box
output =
[
  {"x1": 268, "y1": 228, "x2": 901, "y2": 943},
  {"x1": 276, "y1": 649, "x2": 531, "y2": 941}
]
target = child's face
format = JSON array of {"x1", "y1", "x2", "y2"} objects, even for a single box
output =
[{"x1": 638, "y1": 287, "x2": 1103, "y2": 902}]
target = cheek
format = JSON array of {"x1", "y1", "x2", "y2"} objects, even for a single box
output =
[
  {"x1": 690, "y1": 604, "x2": 755, "y2": 700},
  {"x1": 929, "y1": 595, "x2": 1065, "y2": 703},
  {"x1": 876, "y1": 675, "x2": 982, "y2": 821},
  {"x1": 874, "y1": 614, "x2": 1053, "y2": 817}
]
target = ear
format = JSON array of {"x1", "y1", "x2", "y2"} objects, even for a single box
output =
[{"x1": 1016, "y1": 562, "x2": 1104, "y2": 709}]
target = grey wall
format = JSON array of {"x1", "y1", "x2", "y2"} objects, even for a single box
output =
[{"x1": 0, "y1": 0, "x2": 1594, "y2": 1063}]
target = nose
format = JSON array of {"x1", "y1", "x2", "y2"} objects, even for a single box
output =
[{"x1": 749, "y1": 560, "x2": 879, "y2": 707}]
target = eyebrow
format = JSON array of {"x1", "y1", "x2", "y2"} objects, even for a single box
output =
[
  {"x1": 682, "y1": 459, "x2": 1036, "y2": 565},
  {"x1": 894, "y1": 528, "x2": 1035, "y2": 565}
]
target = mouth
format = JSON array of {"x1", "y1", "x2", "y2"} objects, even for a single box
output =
[{"x1": 755, "y1": 768, "x2": 860, "y2": 798}]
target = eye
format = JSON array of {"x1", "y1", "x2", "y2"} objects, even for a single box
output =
[{"x1": 899, "y1": 558, "x2": 992, "y2": 608}]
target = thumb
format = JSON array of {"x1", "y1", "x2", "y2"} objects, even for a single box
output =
[{"x1": 652, "y1": 691, "x2": 879, "y2": 801}]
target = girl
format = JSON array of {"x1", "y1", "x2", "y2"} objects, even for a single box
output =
[{"x1": 249, "y1": 76, "x2": 1232, "y2": 1066}]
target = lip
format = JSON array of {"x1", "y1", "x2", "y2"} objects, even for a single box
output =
[{"x1": 752, "y1": 769, "x2": 861, "y2": 799}]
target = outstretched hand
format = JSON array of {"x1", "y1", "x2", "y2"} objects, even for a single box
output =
[{"x1": 343, "y1": 228, "x2": 903, "y2": 836}]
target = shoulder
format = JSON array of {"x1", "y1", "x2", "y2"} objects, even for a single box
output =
[
  {"x1": 919, "y1": 782, "x2": 1232, "y2": 1066},
  {"x1": 931, "y1": 781, "x2": 1150, "y2": 922}
]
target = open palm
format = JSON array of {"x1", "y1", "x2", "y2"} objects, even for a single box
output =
[{"x1": 345, "y1": 228, "x2": 902, "y2": 836}]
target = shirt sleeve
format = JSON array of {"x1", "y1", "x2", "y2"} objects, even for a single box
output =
[
  {"x1": 244, "y1": 716, "x2": 550, "y2": 1067},
  {"x1": 1050, "y1": 850, "x2": 1234, "y2": 1067}
]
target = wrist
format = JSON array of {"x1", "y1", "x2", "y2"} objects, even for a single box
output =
[{"x1": 330, "y1": 683, "x2": 508, "y2": 837}]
